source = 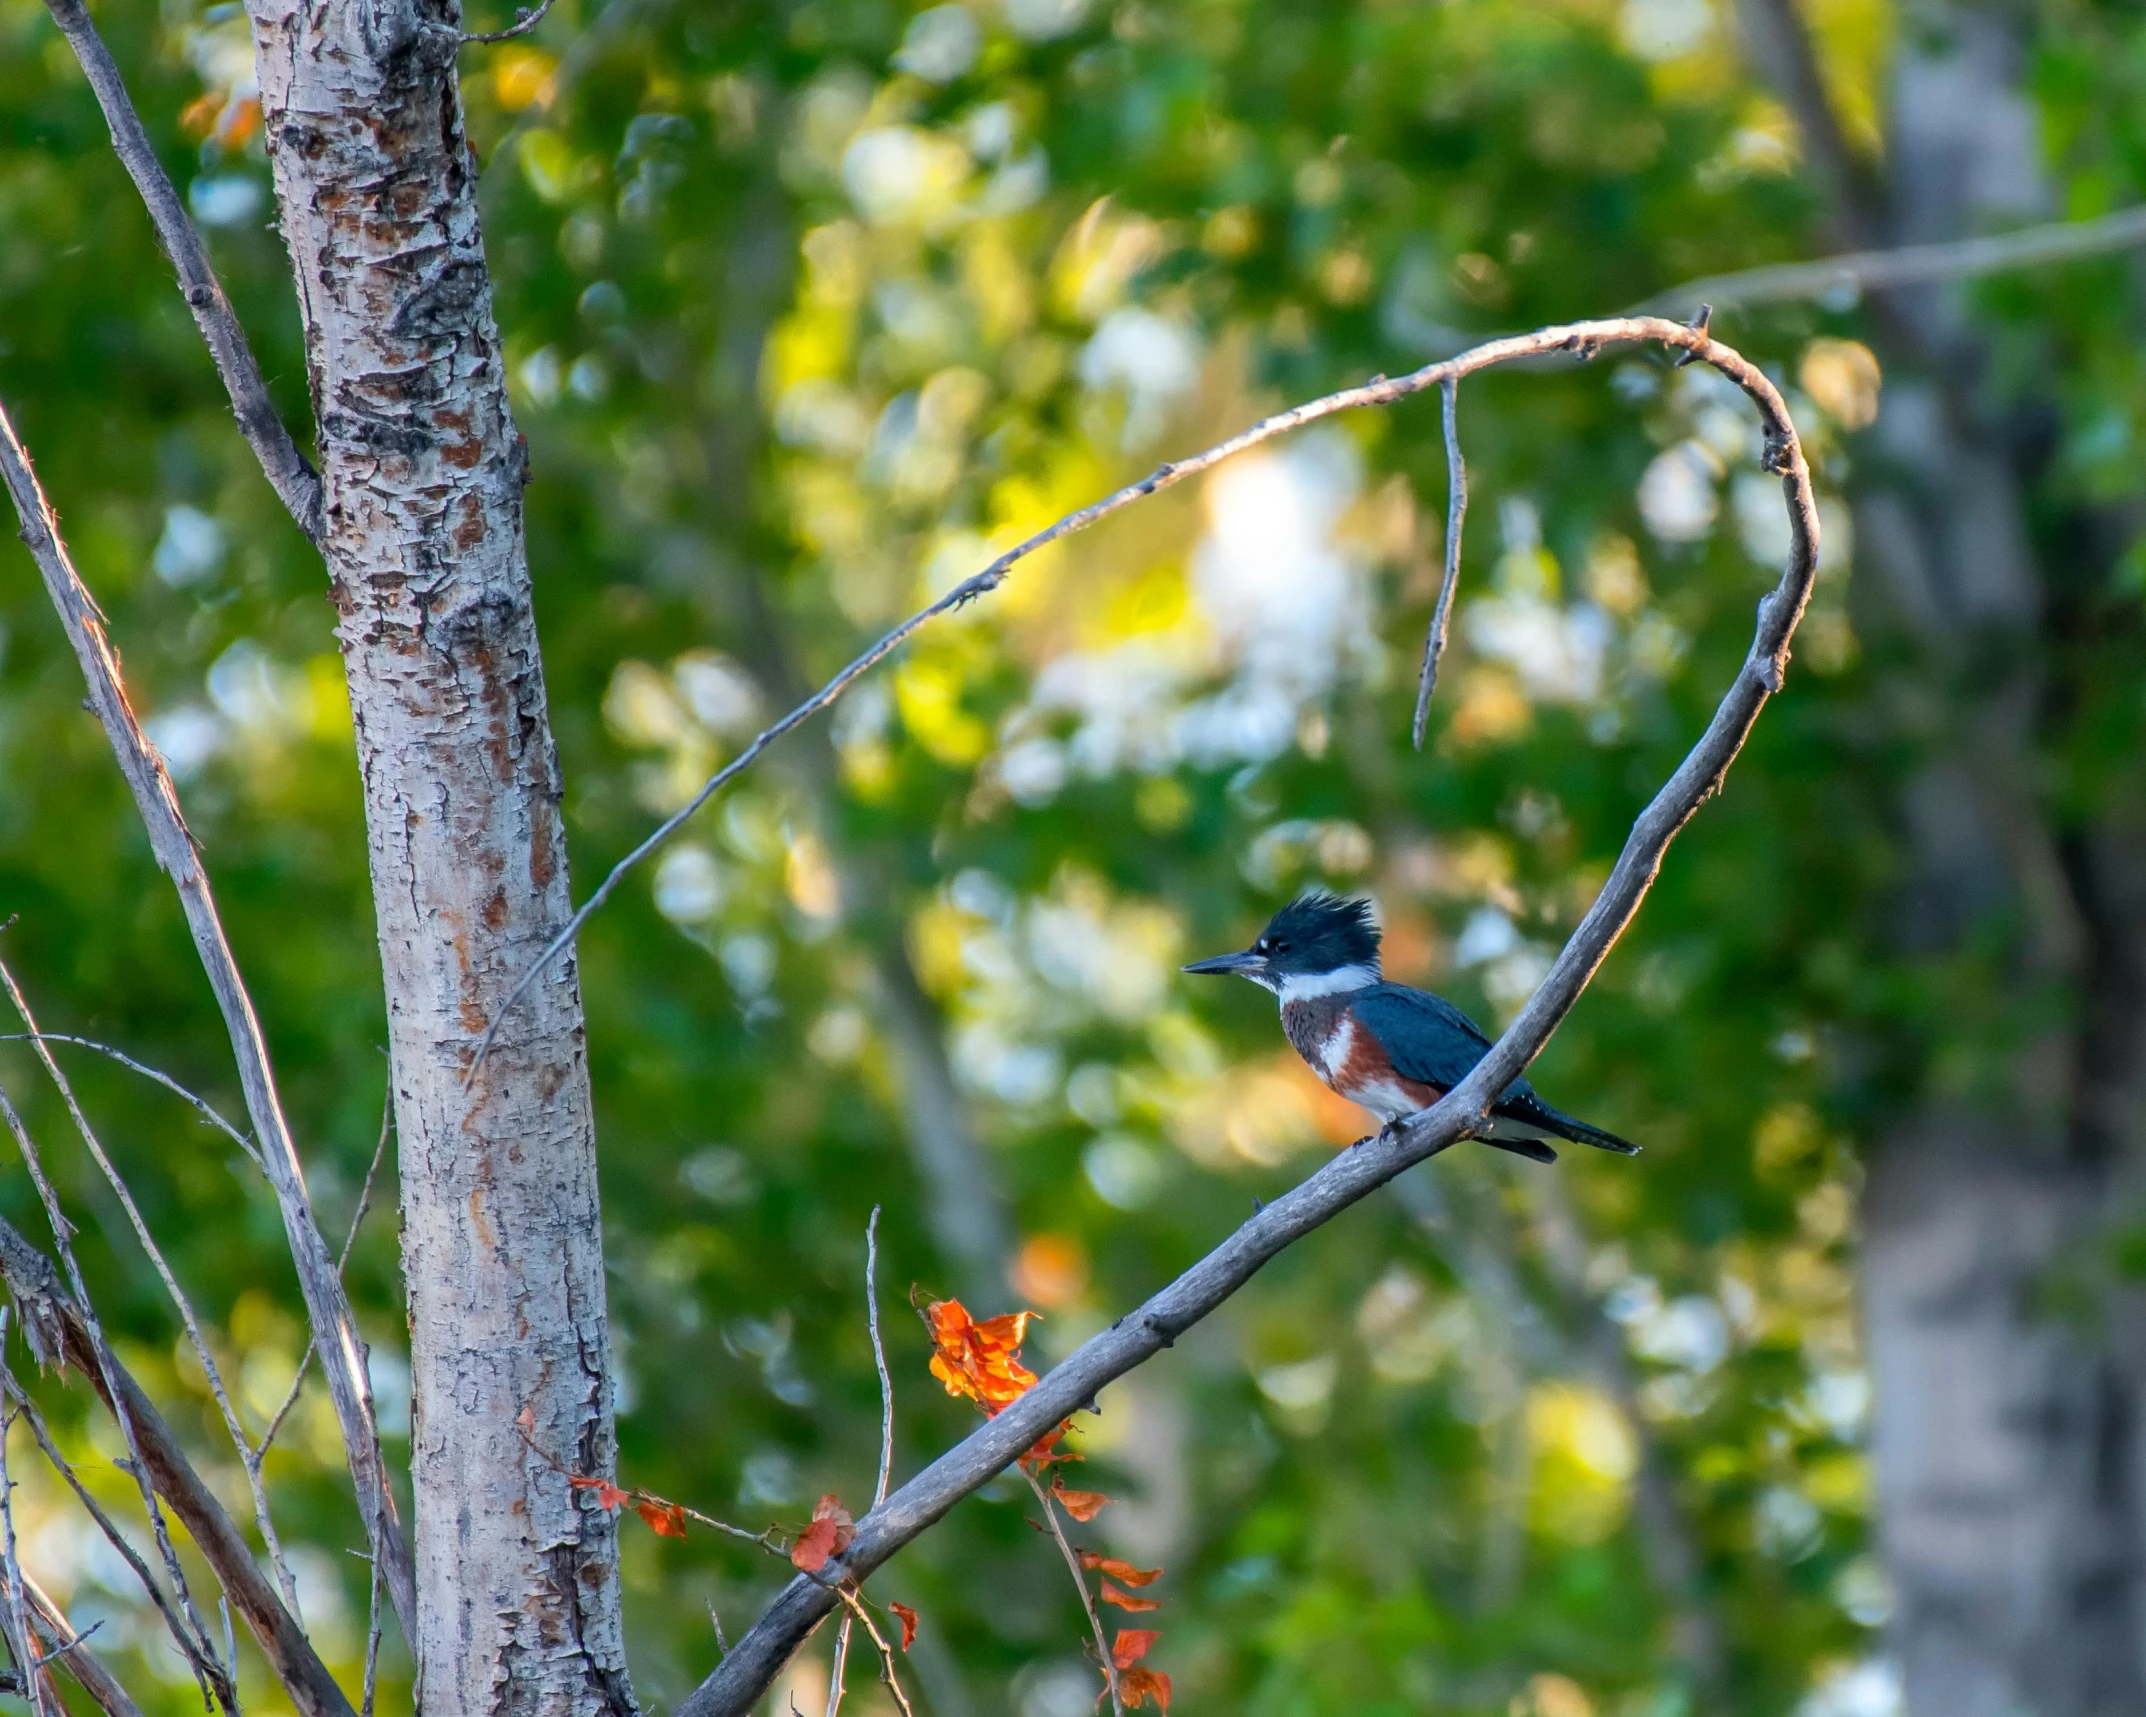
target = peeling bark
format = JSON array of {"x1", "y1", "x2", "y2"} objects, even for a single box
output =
[{"x1": 243, "y1": 2, "x2": 627, "y2": 1710}]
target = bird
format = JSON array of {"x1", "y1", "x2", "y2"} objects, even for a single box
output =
[{"x1": 1182, "y1": 892, "x2": 1639, "y2": 1165}]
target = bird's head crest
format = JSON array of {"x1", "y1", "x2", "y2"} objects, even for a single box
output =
[{"x1": 1254, "y1": 891, "x2": 1382, "y2": 976}]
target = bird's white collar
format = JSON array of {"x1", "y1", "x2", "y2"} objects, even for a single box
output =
[{"x1": 1276, "y1": 965, "x2": 1380, "y2": 1002}]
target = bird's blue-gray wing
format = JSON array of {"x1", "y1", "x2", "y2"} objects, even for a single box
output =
[{"x1": 1352, "y1": 983, "x2": 1530, "y2": 1096}]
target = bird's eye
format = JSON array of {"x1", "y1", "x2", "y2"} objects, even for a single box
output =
[{"x1": 1271, "y1": 940, "x2": 1289, "y2": 954}]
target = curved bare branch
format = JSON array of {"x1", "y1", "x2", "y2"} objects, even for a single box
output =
[{"x1": 676, "y1": 315, "x2": 1819, "y2": 1717}]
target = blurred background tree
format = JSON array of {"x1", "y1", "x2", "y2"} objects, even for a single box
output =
[{"x1": 2, "y1": 0, "x2": 2143, "y2": 1714}]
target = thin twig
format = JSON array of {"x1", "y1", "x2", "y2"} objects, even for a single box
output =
[
  {"x1": 22, "y1": 1574, "x2": 145, "y2": 1717},
  {"x1": 676, "y1": 314, "x2": 1821, "y2": 1717},
  {"x1": 359, "y1": 1508, "x2": 384, "y2": 1717},
  {"x1": 827, "y1": 1208, "x2": 896, "y2": 1717},
  {"x1": 0, "y1": 1035, "x2": 257, "y2": 1166},
  {"x1": 2, "y1": 1376, "x2": 199, "y2": 1684},
  {"x1": 0, "y1": 1213, "x2": 355, "y2": 1717},
  {"x1": 1633, "y1": 203, "x2": 2146, "y2": 318},
  {"x1": 0, "y1": 1346, "x2": 47, "y2": 1717},
  {"x1": 37, "y1": 0, "x2": 322, "y2": 537},
  {"x1": 258, "y1": 1083, "x2": 392, "y2": 1463},
  {"x1": 1411, "y1": 377, "x2": 1467, "y2": 749},
  {"x1": 0, "y1": 1080, "x2": 232, "y2": 1710},
  {"x1": 476, "y1": 313, "x2": 1729, "y2": 1076},
  {"x1": 0, "y1": 961, "x2": 304, "y2": 1620},
  {"x1": 0, "y1": 395, "x2": 415, "y2": 1637},
  {"x1": 1023, "y1": 1470, "x2": 1122, "y2": 1717},
  {"x1": 830, "y1": 1588, "x2": 916, "y2": 1717},
  {"x1": 461, "y1": 0, "x2": 557, "y2": 43}
]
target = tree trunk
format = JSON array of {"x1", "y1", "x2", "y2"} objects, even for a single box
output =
[
  {"x1": 245, "y1": 5, "x2": 630, "y2": 1712},
  {"x1": 1840, "y1": 6, "x2": 2146, "y2": 1710}
]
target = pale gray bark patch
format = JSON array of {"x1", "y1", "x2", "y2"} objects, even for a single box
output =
[
  {"x1": 243, "y1": 0, "x2": 629, "y2": 1709},
  {"x1": 1865, "y1": 1140, "x2": 2142, "y2": 1717}
]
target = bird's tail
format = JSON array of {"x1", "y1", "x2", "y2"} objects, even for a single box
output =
[{"x1": 1503, "y1": 1092, "x2": 1641, "y2": 1156}]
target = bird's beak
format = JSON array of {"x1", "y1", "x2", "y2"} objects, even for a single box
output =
[{"x1": 1182, "y1": 948, "x2": 1266, "y2": 978}]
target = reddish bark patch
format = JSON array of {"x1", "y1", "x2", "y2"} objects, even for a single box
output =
[
  {"x1": 529, "y1": 810, "x2": 557, "y2": 890},
  {"x1": 452, "y1": 493, "x2": 488, "y2": 549}
]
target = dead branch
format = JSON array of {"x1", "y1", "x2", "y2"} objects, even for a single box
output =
[
  {"x1": 21, "y1": 1572, "x2": 145, "y2": 1717},
  {"x1": 461, "y1": 0, "x2": 558, "y2": 44},
  {"x1": 1024, "y1": 1471, "x2": 1122, "y2": 1717},
  {"x1": 2, "y1": 1376, "x2": 205, "y2": 1686},
  {"x1": 826, "y1": 1210, "x2": 897, "y2": 1717},
  {"x1": 675, "y1": 314, "x2": 1818, "y2": 1717},
  {"x1": 0, "y1": 1077, "x2": 232, "y2": 1710},
  {"x1": 830, "y1": 1588, "x2": 916, "y2": 1717},
  {"x1": 0, "y1": 1356, "x2": 49, "y2": 1717},
  {"x1": 0, "y1": 961, "x2": 304, "y2": 1618},
  {"x1": 0, "y1": 392, "x2": 416, "y2": 1638},
  {"x1": 1636, "y1": 204, "x2": 2146, "y2": 319},
  {"x1": 1410, "y1": 377, "x2": 1466, "y2": 749},
  {"x1": 0, "y1": 1212, "x2": 358, "y2": 1717},
  {"x1": 37, "y1": 0, "x2": 322, "y2": 539}
]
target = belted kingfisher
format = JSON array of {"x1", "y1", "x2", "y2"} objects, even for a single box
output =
[{"x1": 1183, "y1": 892, "x2": 1639, "y2": 1164}]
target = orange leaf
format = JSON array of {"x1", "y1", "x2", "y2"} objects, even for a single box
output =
[
  {"x1": 1101, "y1": 1581, "x2": 1161, "y2": 1612},
  {"x1": 889, "y1": 1602, "x2": 918, "y2": 1651},
  {"x1": 1021, "y1": 1423, "x2": 1074, "y2": 1469},
  {"x1": 1111, "y1": 1629, "x2": 1160, "y2": 1670},
  {"x1": 789, "y1": 1494, "x2": 855, "y2": 1574},
  {"x1": 1119, "y1": 1666, "x2": 1172, "y2": 1711},
  {"x1": 1079, "y1": 1554, "x2": 1162, "y2": 1587},
  {"x1": 1050, "y1": 1483, "x2": 1110, "y2": 1522},
  {"x1": 635, "y1": 1499, "x2": 688, "y2": 1540},
  {"x1": 569, "y1": 1476, "x2": 629, "y2": 1512},
  {"x1": 924, "y1": 1298, "x2": 1040, "y2": 1413}
]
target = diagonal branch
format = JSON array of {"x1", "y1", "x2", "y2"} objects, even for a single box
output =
[
  {"x1": 21, "y1": 1571, "x2": 146, "y2": 1717},
  {"x1": 677, "y1": 315, "x2": 1819, "y2": 1717},
  {"x1": 0, "y1": 391, "x2": 416, "y2": 1639},
  {"x1": 38, "y1": 0, "x2": 322, "y2": 540},
  {"x1": 0, "y1": 1213, "x2": 358, "y2": 1717}
]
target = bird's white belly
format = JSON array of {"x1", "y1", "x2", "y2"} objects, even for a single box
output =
[
  {"x1": 1317, "y1": 1018, "x2": 1424, "y2": 1122},
  {"x1": 1343, "y1": 1078, "x2": 1424, "y2": 1122}
]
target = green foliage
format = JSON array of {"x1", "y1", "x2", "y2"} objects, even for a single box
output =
[{"x1": 4, "y1": 0, "x2": 2146, "y2": 1714}]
